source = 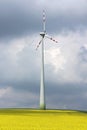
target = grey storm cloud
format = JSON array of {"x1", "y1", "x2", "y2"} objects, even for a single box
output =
[
  {"x1": 0, "y1": 0, "x2": 87, "y2": 39},
  {"x1": 46, "y1": 82, "x2": 87, "y2": 110},
  {"x1": 0, "y1": 81, "x2": 87, "y2": 110},
  {"x1": 79, "y1": 46, "x2": 87, "y2": 62},
  {"x1": 0, "y1": 0, "x2": 41, "y2": 38}
]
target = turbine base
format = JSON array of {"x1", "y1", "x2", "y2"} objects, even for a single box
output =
[{"x1": 40, "y1": 104, "x2": 46, "y2": 110}]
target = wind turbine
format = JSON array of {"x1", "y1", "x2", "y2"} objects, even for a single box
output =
[{"x1": 36, "y1": 10, "x2": 58, "y2": 110}]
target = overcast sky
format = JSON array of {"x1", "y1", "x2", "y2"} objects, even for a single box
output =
[{"x1": 0, "y1": 0, "x2": 87, "y2": 110}]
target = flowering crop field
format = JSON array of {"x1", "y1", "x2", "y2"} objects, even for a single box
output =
[{"x1": 0, "y1": 109, "x2": 87, "y2": 130}]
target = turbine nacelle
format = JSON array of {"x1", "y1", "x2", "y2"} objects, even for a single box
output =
[{"x1": 40, "y1": 32, "x2": 45, "y2": 38}]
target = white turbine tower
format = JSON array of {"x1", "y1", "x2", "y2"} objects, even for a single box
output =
[{"x1": 36, "y1": 10, "x2": 58, "y2": 110}]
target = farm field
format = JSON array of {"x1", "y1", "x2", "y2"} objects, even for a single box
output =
[{"x1": 0, "y1": 109, "x2": 87, "y2": 130}]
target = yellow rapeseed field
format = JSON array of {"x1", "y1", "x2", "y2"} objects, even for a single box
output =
[{"x1": 0, "y1": 109, "x2": 87, "y2": 130}]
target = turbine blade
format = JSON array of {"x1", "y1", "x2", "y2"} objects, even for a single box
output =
[
  {"x1": 45, "y1": 34, "x2": 58, "y2": 43},
  {"x1": 36, "y1": 39, "x2": 42, "y2": 50},
  {"x1": 43, "y1": 10, "x2": 46, "y2": 33}
]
